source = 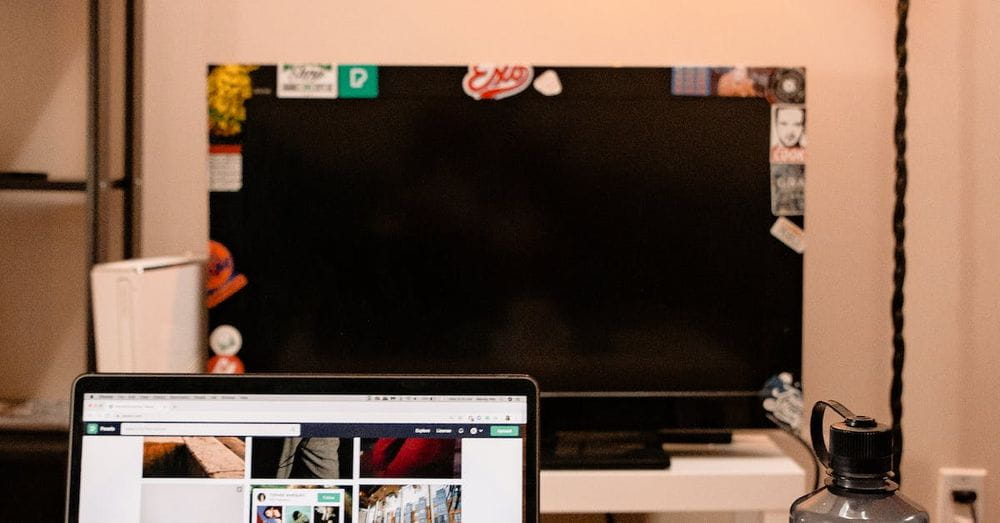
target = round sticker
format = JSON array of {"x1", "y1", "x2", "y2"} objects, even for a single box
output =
[
  {"x1": 207, "y1": 240, "x2": 235, "y2": 291},
  {"x1": 207, "y1": 354, "x2": 245, "y2": 374},
  {"x1": 770, "y1": 68, "x2": 805, "y2": 104},
  {"x1": 209, "y1": 325, "x2": 243, "y2": 356},
  {"x1": 206, "y1": 240, "x2": 248, "y2": 309}
]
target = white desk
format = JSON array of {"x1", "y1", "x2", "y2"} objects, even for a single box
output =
[{"x1": 541, "y1": 433, "x2": 805, "y2": 522}]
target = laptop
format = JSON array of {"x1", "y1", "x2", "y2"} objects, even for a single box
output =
[{"x1": 66, "y1": 374, "x2": 538, "y2": 522}]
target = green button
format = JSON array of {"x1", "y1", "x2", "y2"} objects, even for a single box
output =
[
  {"x1": 490, "y1": 425, "x2": 519, "y2": 437},
  {"x1": 338, "y1": 65, "x2": 378, "y2": 98},
  {"x1": 86, "y1": 423, "x2": 99, "y2": 435},
  {"x1": 318, "y1": 492, "x2": 341, "y2": 503}
]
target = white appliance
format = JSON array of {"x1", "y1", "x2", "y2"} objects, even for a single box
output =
[{"x1": 90, "y1": 256, "x2": 204, "y2": 372}]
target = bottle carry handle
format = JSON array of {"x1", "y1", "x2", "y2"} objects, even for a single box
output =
[{"x1": 810, "y1": 400, "x2": 856, "y2": 469}]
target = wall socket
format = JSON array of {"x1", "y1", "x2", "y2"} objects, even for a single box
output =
[{"x1": 937, "y1": 467, "x2": 986, "y2": 523}]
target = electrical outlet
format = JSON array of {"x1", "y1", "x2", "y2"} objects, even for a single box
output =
[{"x1": 937, "y1": 467, "x2": 986, "y2": 523}]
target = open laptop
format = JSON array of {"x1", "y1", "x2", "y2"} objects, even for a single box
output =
[{"x1": 67, "y1": 374, "x2": 538, "y2": 522}]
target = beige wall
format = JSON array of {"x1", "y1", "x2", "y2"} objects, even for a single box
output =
[
  {"x1": 956, "y1": 0, "x2": 999, "y2": 514},
  {"x1": 899, "y1": 0, "x2": 1000, "y2": 513},
  {"x1": 139, "y1": 0, "x2": 1000, "y2": 512},
  {"x1": 142, "y1": 0, "x2": 899, "y2": 452},
  {"x1": 140, "y1": 0, "x2": 899, "y2": 419},
  {"x1": 0, "y1": 0, "x2": 90, "y2": 399},
  {"x1": 3, "y1": 0, "x2": 989, "y2": 515},
  {"x1": 900, "y1": 0, "x2": 963, "y2": 511}
]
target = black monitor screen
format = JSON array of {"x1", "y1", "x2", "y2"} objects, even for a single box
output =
[{"x1": 209, "y1": 65, "x2": 803, "y2": 405}]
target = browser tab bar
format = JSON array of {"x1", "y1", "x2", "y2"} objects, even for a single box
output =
[{"x1": 82, "y1": 394, "x2": 528, "y2": 424}]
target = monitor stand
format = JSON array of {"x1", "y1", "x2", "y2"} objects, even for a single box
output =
[
  {"x1": 542, "y1": 431, "x2": 671, "y2": 470},
  {"x1": 541, "y1": 430, "x2": 735, "y2": 469},
  {"x1": 661, "y1": 430, "x2": 734, "y2": 444}
]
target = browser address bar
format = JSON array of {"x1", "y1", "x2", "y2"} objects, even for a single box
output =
[{"x1": 120, "y1": 423, "x2": 300, "y2": 436}]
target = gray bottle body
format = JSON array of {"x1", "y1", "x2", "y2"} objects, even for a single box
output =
[{"x1": 790, "y1": 483, "x2": 929, "y2": 522}]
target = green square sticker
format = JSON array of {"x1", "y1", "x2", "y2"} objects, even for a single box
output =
[
  {"x1": 338, "y1": 65, "x2": 378, "y2": 98},
  {"x1": 86, "y1": 423, "x2": 98, "y2": 435}
]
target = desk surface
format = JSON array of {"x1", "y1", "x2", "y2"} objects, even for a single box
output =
[
  {"x1": 541, "y1": 433, "x2": 806, "y2": 514},
  {"x1": 0, "y1": 400, "x2": 804, "y2": 516},
  {"x1": 0, "y1": 398, "x2": 70, "y2": 432}
]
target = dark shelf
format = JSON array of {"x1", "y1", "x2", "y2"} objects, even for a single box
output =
[{"x1": 0, "y1": 179, "x2": 87, "y2": 192}]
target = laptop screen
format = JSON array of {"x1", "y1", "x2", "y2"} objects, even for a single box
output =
[{"x1": 70, "y1": 376, "x2": 535, "y2": 522}]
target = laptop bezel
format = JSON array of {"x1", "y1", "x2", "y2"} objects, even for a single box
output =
[{"x1": 66, "y1": 373, "x2": 539, "y2": 522}]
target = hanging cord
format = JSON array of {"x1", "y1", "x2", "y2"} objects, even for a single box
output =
[{"x1": 891, "y1": 0, "x2": 909, "y2": 485}]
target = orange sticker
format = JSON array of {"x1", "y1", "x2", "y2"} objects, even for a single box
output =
[
  {"x1": 207, "y1": 240, "x2": 235, "y2": 289},
  {"x1": 206, "y1": 240, "x2": 248, "y2": 308},
  {"x1": 206, "y1": 273, "x2": 248, "y2": 309},
  {"x1": 207, "y1": 354, "x2": 245, "y2": 374}
]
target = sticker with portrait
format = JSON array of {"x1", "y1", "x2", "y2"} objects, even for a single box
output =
[
  {"x1": 771, "y1": 164, "x2": 805, "y2": 217},
  {"x1": 770, "y1": 104, "x2": 807, "y2": 164}
]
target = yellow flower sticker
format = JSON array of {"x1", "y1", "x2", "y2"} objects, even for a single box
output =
[{"x1": 208, "y1": 65, "x2": 258, "y2": 137}]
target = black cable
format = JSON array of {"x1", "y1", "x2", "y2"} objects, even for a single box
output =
[
  {"x1": 124, "y1": 0, "x2": 135, "y2": 258},
  {"x1": 890, "y1": 0, "x2": 909, "y2": 486},
  {"x1": 85, "y1": 0, "x2": 99, "y2": 372}
]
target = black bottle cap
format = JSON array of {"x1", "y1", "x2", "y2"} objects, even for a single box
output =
[
  {"x1": 828, "y1": 416, "x2": 893, "y2": 475},
  {"x1": 811, "y1": 401, "x2": 895, "y2": 478},
  {"x1": 845, "y1": 415, "x2": 877, "y2": 428}
]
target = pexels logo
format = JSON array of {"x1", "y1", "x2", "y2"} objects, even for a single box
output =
[{"x1": 463, "y1": 64, "x2": 534, "y2": 100}]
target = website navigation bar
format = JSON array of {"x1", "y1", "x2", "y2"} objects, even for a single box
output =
[{"x1": 84, "y1": 422, "x2": 526, "y2": 438}]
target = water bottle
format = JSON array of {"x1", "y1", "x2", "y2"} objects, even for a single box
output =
[{"x1": 790, "y1": 400, "x2": 928, "y2": 522}]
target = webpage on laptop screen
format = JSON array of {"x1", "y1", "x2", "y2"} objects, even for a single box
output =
[{"x1": 78, "y1": 393, "x2": 528, "y2": 522}]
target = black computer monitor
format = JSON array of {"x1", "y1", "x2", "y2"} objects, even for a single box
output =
[{"x1": 209, "y1": 65, "x2": 804, "y2": 454}]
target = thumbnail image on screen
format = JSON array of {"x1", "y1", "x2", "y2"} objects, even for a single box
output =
[
  {"x1": 143, "y1": 436, "x2": 245, "y2": 478},
  {"x1": 251, "y1": 437, "x2": 354, "y2": 479},
  {"x1": 252, "y1": 485, "x2": 350, "y2": 523},
  {"x1": 359, "y1": 438, "x2": 461, "y2": 479},
  {"x1": 359, "y1": 484, "x2": 460, "y2": 523}
]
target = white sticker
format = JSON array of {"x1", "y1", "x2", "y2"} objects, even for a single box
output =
[
  {"x1": 462, "y1": 64, "x2": 534, "y2": 100},
  {"x1": 277, "y1": 63, "x2": 338, "y2": 99},
  {"x1": 209, "y1": 325, "x2": 243, "y2": 356},
  {"x1": 770, "y1": 217, "x2": 805, "y2": 254},
  {"x1": 209, "y1": 146, "x2": 243, "y2": 192},
  {"x1": 532, "y1": 69, "x2": 562, "y2": 96}
]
